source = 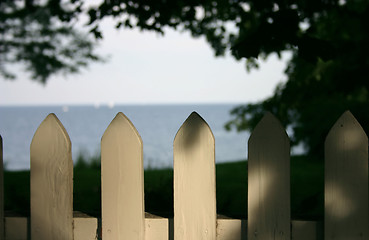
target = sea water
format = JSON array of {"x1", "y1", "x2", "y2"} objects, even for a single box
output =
[{"x1": 0, "y1": 104, "x2": 250, "y2": 170}]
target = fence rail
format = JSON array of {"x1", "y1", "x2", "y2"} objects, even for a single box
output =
[{"x1": 0, "y1": 111, "x2": 368, "y2": 240}]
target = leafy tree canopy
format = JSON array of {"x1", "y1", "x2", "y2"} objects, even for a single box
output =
[
  {"x1": 0, "y1": 0, "x2": 102, "y2": 83},
  {"x1": 87, "y1": 0, "x2": 369, "y2": 158},
  {"x1": 223, "y1": 0, "x2": 369, "y2": 158},
  {"x1": 86, "y1": 0, "x2": 344, "y2": 65}
]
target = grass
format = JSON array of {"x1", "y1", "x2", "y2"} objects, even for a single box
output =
[{"x1": 3, "y1": 155, "x2": 324, "y2": 220}]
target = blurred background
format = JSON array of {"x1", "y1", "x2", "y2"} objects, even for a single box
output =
[{"x1": 1, "y1": 0, "x2": 367, "y2": 219}]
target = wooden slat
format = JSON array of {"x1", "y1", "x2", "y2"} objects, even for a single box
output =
[
  {"x1": 101, "y1": 112, "x2": 144, "y2": 240},
  {"x1": 325, "y1": 111, "x2": 368, "y2": 240},
  {"x1": 173, "y1": 112, "x2": 216, "y2": 239},
  {"x1": 0, "y1": 136, "x2": 4, "y2": 240},
  {"x1": 5, "y1": 217, "x2": 28, "y2": 240},
  {"x1": 74, "y1": 216, "x2": 98, "y2": 240},
  {"x1": 145, "y1": 215, "x2": 169, "y2": 240},
  {"x1": 216, "y1": 219, "x2": 244, "y2": 240},
  {"x1": 248, "y1": 112, "x2": 290, "y2": 240},
  {"x1": 292, "y1": 220, "x2": 323, "y2": 240},
  {"x1": 4, "y1": 217, "x2": 327, "y2": 240},
  {"x1": 30, "y1": 114, "x2": 73, "y2": 240}
]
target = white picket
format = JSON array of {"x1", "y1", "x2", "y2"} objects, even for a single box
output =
[
  {"x1": 248, "y1": 112, "x2": 290, "y2": 240},
  {"x1": 0, "y1": 110, "x2": 368, "y2": 240},
  {"x1": 173, "y1": 112, "x2": 216, "y2": 240},
  {"x1": 30, "y1": 114, "x2": 73, "y2": 240},
  {"x1": 325, "y1": 111, "x2": 368, "y2": 239},
  {"x1": 101, "y1": 112, "x2": 145, "y2": 240}
]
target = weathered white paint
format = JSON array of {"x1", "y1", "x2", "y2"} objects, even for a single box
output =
[
  {"x1": 248, "y1": 112, "x2": 291, "y2": 240},
  {"x1": 216, "y1": 218, "x2": 244, "y2": 240},
  {"x1": 5, "y1": 217, "x2": 28, "y2": 240},
  {"x1": 30, "y1": 114, "x2": 73, "y2": 240},
  {"x1": 145, "y1": 214, "x2": 169, "y2": 240},
  {"x1": 73, "y1": 213, "x2": 98, "y2": 240},
  {"x1": 325, "y1": 111, "x2": 368, "y2": 240},
  {"x1": 174, "y1": 112, "x2": 216, "y2": 240},
  {"x1": 292, "y1": 220, "x2": 322, "y2": 240},
  {"x1": 2, "y1": 110, "x2": 368, "y2": 240},
  {"x1": 101, "y1": 112, "x2": 145, "y2": 240},
  {"x1": 0, "y1": 136, "x2": 3, "y2": 240},
  {"x1": 3, "y1": 216, "x2": 326, "y2": 240}
]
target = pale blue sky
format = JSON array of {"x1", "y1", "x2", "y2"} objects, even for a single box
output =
[{"x1": 0, "y1": 19, "x2": 290, "y2": 106}]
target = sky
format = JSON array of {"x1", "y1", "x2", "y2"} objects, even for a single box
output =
[{"x1": 0, "y1": 18, "x2": 291, "y2": 106}]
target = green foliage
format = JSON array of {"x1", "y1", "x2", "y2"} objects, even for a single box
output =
[
  {"x1": 74, "y1": 168, "x2": 101, "y2": 216},
  {"x1": 144, "y1": 168, "x2": 173, "y2": 217},
  {"x1": 74, "y1": 151, "x2": 101, "y2": 170},
  {"x1": 290, "y1": 155, "x2": 323, "y2": 220},
  {"x1": 226, "y1": 0, "x2": 369, "y2": 157},
  {"x1": 86, "y1": 0, "x2": 343, "y2": 67},
  {"x1": 3, "y1": 170, "x2": 30, "y2": 216},
  {"x1": 0, "y1": 0, "x2": 102, "y2": 83},
  {"x1": 216, "y1": 161, "x2": 247, "y2": 219}
]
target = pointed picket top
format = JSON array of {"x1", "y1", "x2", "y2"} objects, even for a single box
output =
[
  {"x1": 102, "y1": 112, "x2": 142, "y2": 144},
  {"x1": 101, "y1": 112, "x2": 144, "y2": 240},
  {"x1": 325, "y1": 110, "x2": 367, "y2": 147},
  {"x1": 30, "y1": 113, "x2": 73, "y2": 240},
  {"x1": 31, "y1": 113, "x2": 71, "y2": 149},
  {"x1": 174, "y1": 111, "x2": 215, "y2": 149},
  {"x1": 0, "y1": 135, "x2": 4, "y2": 240},
  {"x1": 174, "y1": 112, "x2": 216, "y2": 240},
  {"x1": 248, "y1": 112, "x2": 290, "y2": 240},
  {"x1": 325, "y1": 111, "x2": 368, "y2": 239},
  {"x1": 249, "y1": 112, "x2": 289, "y2": 143}
]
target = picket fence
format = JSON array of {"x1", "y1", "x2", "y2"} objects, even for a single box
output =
[{"x1": 0, "y1": 110, "x2": 368, "y2": 240}]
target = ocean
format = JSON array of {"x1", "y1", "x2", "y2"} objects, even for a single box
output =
[{"x1": 0, "y1": 104, "x2": 250, "y2": 170}]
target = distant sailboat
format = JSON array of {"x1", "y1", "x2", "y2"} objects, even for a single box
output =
[
  {"x1": 108, "y1": 101, "x2": 115, "y2": 109},
  {"x1": 62, "y1": 106, "x2": 69, "y2": 112},
  {"x1": 94, "y1": 102, "x2": 101, "y2": 109}
]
